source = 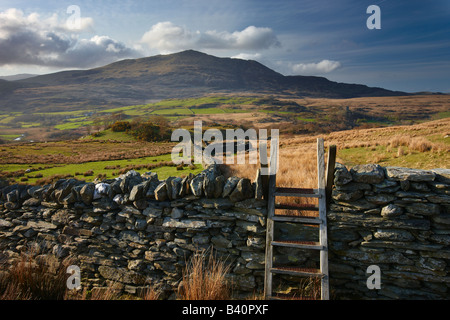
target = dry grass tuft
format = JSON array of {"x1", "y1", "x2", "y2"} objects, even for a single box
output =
[
  {"x1": 177, "y1": 250, "x2": 231, "y2": 300},
  {"x1": 0, "y1": 247, "x2": 73, "y2": 300}
]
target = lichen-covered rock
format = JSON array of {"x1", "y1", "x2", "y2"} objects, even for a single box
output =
[
  {"x1": 229, "y1": 178, "x2": 253, "y2": 203},
  {"x1": 351, "y1": 164, "x2": 385, "y2": 184},
  {"x1": 334, "y1": 163, "x2": 352, "y2": 185},
  {"x1": 80, "y1": 183, "x2": 95, "y2": 205},
  {"x1": 385, "y1": 167, "x2": 436, "y2": 182},
  {"x1": 381, "y1": 204, "x2": 403, "y2": 218},
  {"x1": 190, "y1": 174, "x2": 204, "y2": 197},
  {"x1": 222, "y1": 176, "x2": 240, "y2": 198},
  {"x1": 154, "y1": 182, "x2": 168, "y2": 201}
]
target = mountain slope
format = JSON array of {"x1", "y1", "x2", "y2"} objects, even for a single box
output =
[{"x1": 1, "y1": 50, "x2": 407, "y2": 112}]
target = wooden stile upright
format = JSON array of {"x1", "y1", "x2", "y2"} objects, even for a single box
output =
[{"x1": 264, "y1": 138, "x2": 335, "y2": 300}]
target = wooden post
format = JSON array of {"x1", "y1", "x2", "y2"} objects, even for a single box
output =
[
  {"x1": 325, "y1": 145, "x2": 337, "y2": 210},
  {"x1": 263, "y1": 135, "x2": 278, "y2": 299},
  {"x1": 317, "y1": 138, "x2": 329, "y2": 300}
]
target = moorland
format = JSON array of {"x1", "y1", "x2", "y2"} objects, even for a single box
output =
[{"x1": 0, "y1": 50, "x2": 448, "y2": 187}]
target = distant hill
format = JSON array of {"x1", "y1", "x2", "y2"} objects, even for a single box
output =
[
  {"x1": 0, "y1": 74, "x2": 38, "y2": 81},
  {"x1": 0, "y1": 50, "x2": 408, "y2": 112}
]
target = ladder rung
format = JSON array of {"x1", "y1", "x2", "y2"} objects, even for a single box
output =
[
  {"x1": 275, "y1": 203, "x2": 319, "y2": 211},
  {"x1": 272, "y1": 215, "x2": 322, "y2": 224},
  {"x1": 275, "y1": 188, "x2": 321, "y2": 198},
  {"x1": 272, "y1": 240, "x2": 324, "y2": 250},
  {"x1": 270, "y1": 267, "x2": 323, "y2": 277}
]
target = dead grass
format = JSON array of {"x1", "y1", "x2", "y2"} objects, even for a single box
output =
[
  {"x1": 0, "y1": 247, "x2": 73, "y2": 300},
  {"x1": 177, "y1": 250, "x2": 231, "y2": 300}
]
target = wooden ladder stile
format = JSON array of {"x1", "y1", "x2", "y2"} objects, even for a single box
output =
[{"x1": 264, "y1": 138, "x2": 335, "y2": 300}]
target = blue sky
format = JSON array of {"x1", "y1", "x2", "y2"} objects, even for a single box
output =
[{"x1": 0, "y1": 0, "x2": 449, "y2": 93}]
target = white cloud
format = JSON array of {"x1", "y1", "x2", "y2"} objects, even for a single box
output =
[
  {"x1": 0, "y1": 8, "x2": 139, "y2": 68},
  {"x1": 141, "y1": 22, "x2": 280, "y2": 52},
  {"x1": 231, "y1": 53, "x2": 262, "y2": 61},
  {"x1": 291, "y1": 60, "x2": 342, "y2": 75}
]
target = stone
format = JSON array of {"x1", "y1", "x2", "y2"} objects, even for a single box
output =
[
  {"x1": 235, "y1": 275, "x2": 256, "y2": 291},
  {"x1": 222, "y1": 176, "x2": 240, "y2": 198},
  {"x1": 154, "y1": 182, "x2": 168, "y2": 201},
  {"x1": 143, "y1": 206, "x2": 163, "y2": 218},
  {"x1": 213, "y1": 175, "x2": 226, "y2": 198},
  {"x1": 162, "y1": 217, "x2": 206, "y2": 230},
  {"x1": 128, "y1": 259, "x2": 145, "y2": 271},
  {"x1": 374, "y1": 229, "x2": 415, "y2": 241},
  {"x1": 335, "y1": 182, "x2": 371, "y2": 192},
  {"x1": 198, "y1": 198, "x2": 233, "y2": 210},
  {"x1": 119, "y1": 230, "x2": 146, "y2": 244},
  {"x1": 332, "y1": 189, "x2": 363, "y2": 202},
  {"x1": 432, "y1": 214, "x2": 450, "y2": 225},
  {"x1": 350, "y1": 164, "x2": 385, "y2": 184},
  {"x1": 26, "y1": 221, "x2": 57, "y2": 231},
  {"x1": 374, "y1": 179, "x2": 398, "y2": 189},
  {"x1": 6, "y1": 189, "x2": 18, "y2": 203},
  {"x1": 22, "y1": 198, "x2": 41, "y2": 207},
  {"x1": 334, "y1": 163, "x2": 352, "y2": 185},
  {"x1": 134, "y1": 219, "x2": 147, "y2": 231},
  {"x1": 203, "y1": 169, "x2": 218, "y2": 199},
  {"x1": 211, "y1": 235, "x2": 233, "y2": 249},
  {"x1": 381, "y1": 204, "x2": 403, "y2": 218},
  {"x1": 385, "y1": 167, "x2": 436, "y2": 182},
  {"x1": 80, "y1": 183, "x2": 95, "y2": 205},
  {"x1": 144, "y1": 250, "x2": 177, "y2": 262},
  {"x1": 427, "y1": 194, "x2": 450, "y2": 205},
  {"x1": 178, "y1": 174, "x2": 193, "y2": 198},
  {"x1": 119, "y1": 170, "x2": 143, "y2": 193},
  {"x1": 418, "y1": 257, "x2": 446, "y2": 272},
  {"x1": 192, "y1": 234, "x2": 210, "y2": 246},
  {"x1": 366, "y1": 194, "x2": 396, "y2": 205},
  {"x1": 190, "y1": 175, "x2": 204, "y2": 197},
  {"x1": 93, "y1": 183, "x2": 111, "y2": 200},
  {"x1": 170, "y1": 177, "x2": 182, "y2": 200},
  {"x1": 431, "y1": 168, "x2": 450, "y2": 184},
  {"x1": 0, "y1": 219, "x2": 13, "y2": 228},
  {"x1": 406, "y1": 203, "x2": 440, "y2": 216},
  {"x1": 92, "y1": 197, "x2": 118, "y2": 212},
  {"x1": 129, "y1": 183, "x2": 145, "y2": 202},
  {"x1": 229, "y1": 178, "x2": 253, "y2": 203},
  {"x1": 336, "y1": 198, "x2": 378, "y2": 211},
  {"x1": 345, "y1": 249, "x2": 413, "y2": 265},
  {"x1": 246, "y1": 236, "x2": 265, "y2": 249},
  {"x1": 171, "y1": 207, "x2": 184, "y2": 219}
]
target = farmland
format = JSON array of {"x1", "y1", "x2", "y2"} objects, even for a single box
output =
[{"x1": 0, "y1": 93, "x2": 448, "y2": 186}]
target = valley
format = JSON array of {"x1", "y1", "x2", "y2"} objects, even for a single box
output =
[{"x1": 0, "y1": 50, "x2": 448, "y2": 187}]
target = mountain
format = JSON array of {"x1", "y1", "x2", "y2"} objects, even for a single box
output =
[
  {"x1": 0, "y1": 74, "x2": 38, "y2": 81},
  {"x1": 0, "y1": 50, "x2": 407, "y2": 112}
]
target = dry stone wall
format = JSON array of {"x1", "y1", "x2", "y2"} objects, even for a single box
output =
[
  {"x1": 329, "y1": 164, "x2": 450, "y2": 299},
  {"x1": 1, "y1": 160, "x2": 449, "y2": 300},
  {"x1": 0, "y1": 164, "x2": 267, "y2": 299}
]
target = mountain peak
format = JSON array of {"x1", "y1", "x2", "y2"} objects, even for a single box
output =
[{"x1": 1, "y1": 50, "x2": 407, "y2": 111}]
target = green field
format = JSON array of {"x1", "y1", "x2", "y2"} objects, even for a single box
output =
[
  {"x1": 338, "y1": 144, "x2": 449, "y2": 169},
  {"x1": 0, "y1": 153, "x2": 203, "y2": 185}
]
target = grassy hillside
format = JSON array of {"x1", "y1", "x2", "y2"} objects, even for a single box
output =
[
  {"x1": 1, "y1": 93, "x2": 449, "y2": 144},
  {"x1": 1, "y1": 117, "x2": 447, "y2": 186},
  {"x1": 227, "y1": 117, "x2": 449, "y2": 191}
]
